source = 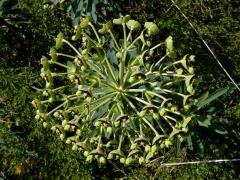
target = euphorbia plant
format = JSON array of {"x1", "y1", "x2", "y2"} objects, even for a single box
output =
[{"x1": 32, "y1": 15, "x2": 198, "y2": 165}]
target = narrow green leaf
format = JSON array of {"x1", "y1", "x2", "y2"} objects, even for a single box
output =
[{"x1": 196, "y1": 87, "x2": 228, "y2": 109}]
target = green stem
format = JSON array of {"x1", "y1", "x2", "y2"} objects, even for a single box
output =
[
  {"x1": 118, "y1": 135, "x2": 124, "y2": 150},
  {"x1": 120, "y1": 24, "x2": 127, "y2": 86},
  {"x1": 155, "y1": 120, "x2": 167, "y2": 135},
  {"x1": 142, "y1": 117, "x2": 159, "y2": 136},
  {"x1": 127, "y1": 34, "x2": 142, "y2": 50},
  {"x1": 47, "y1": 101, "x2": 66, "y2": 116},
  {"x1": 97, "y1": 134, "x2": 102, "y2": 149},
  {"x1": 90, "y1": 94, "x2": 116, "y2": 112},
  {"x1": 139, "y1": 119, "x2": 143, "y2": 136},
  {"x1": 146, "y1": 91, "x2": 167, "y2": 101},
  {"x1": 52, "y1": 86, "x2": 65, "y2": 92},
  {"x1": 82, "y1": 32, "x2": 98, "y2": 47},
  {"x1": 87, "y1": 61, "x2": 105, "y2": 78},
  {"x1": 126, "y1": 94, "x2": 152, "y2": 106},
  {"x1": 107, "y1": 103, "x2": 116, "y2": 118},
  {"x1": 108, "y1": 30, "x2": 120, "y2": 50},
  {"x1": 75, "y1": 108, "x2": 87, "y2": 122},
  {"x1": 161, "y1": 73, "x2": 186, "y2": 78},
  {"x1": 165, "y1": 115, "x2": 177, "y2": 122},
  {"x1": 51, "y1": 72, "x2": 68, "y2": 77},
  {"x1": 122, "y1": 68, "x2": 131, "y2": 88},
  {"x1": 89, "y1": 23, "x2": 101, "y2": 43},
  {"x1": 122, "y1": 94, "x2": 138, "y2": 113},
  {"x1": 163, "y1": 116, "x2": 174, "y2": 128},
  {"x1": 150, "y1": 42, "x2": 164, "y2": 51},
  {"x1": 50, "y1": 61, "x2": 68, "y2": 69},
  {"x1": 63, "y1": 39, "x2": 81, "y2": 57},
  {"x1": 160, "y1": 88, "x2": 187, "y2": 98},
  {"x1": 165, "y1": 109, "x2": 182, "y2": 116},
  {"x1": 127, "y1": 30, "x2": 132, "y2": 42},
  {"x1": 117, "y1": 102, "x2": 124, "y2": 114},
  {"x1": 155, "y1": 54, "x2": 168, "y2": 67},
  {"x1": 125, "y1": 88, "x2": 145, "y2": 93},
  {"x1": 90, "y1": 92, "x2": 116, "y2": 106},
  {"x1": 104, "y1": 57, "x2": 118, "y2": 83},
  {"x1": 57, "y1": 53, "x2": 76, "y2": 59}
]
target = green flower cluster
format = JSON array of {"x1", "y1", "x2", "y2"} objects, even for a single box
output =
[{"x1": 33, "y1": 15, "x2": 197, "y2": 165}]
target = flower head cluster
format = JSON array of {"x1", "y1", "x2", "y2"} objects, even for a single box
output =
[{"x1": 33, "y1": 15, "x2": 197, "y2": 165}]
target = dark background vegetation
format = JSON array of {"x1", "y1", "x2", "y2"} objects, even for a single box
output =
[{"x1": 0, "y1": 0, "x2": 239, "y2": 179}]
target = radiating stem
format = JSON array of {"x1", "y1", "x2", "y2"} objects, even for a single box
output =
[
  {"x1": 118, "y1": 135, "x2": 124, "y2": 150},
  {"x1": 146, "y1": 91, "x2": 167, "y2": 101},
  {"x1": 127, "y1": 30, "x2": 132, "y2": 42},
  {"x1": 107, "y1": 103, "x2": 116, "y2": 118},
  {"x1": 150, "y1": 42, "x2": 164, "y2": 51},
  {"x1": 120, "y1": 24, "x2": 127, "y2": 86},
  {"x1": 82, "y1": 32, "x2": 98, "y2": 46},
  {"x1": 117, "y1": 102, "x2": 124, "y2": 114},
  {"x1": 155, "y1": 120, "x2": 167, "y2": 135},
  {"x1": 89, "y1": 23, "x2": 101, "y2": 43},
  {"x1": 90, "y1": 94, "x2": 116, "y2": 112},
  {"x1": 63, "y1": 39, "x2": 81, "y2": 57},
  {"x1": 50, "y1": 61, "x2": 68, "y2": 69},
  {"x1": 142, "y1": 117, "x2": 159, "y2": 136},
  {"x1": 127, "y1": 32, "x2": 143, "y2": 50},
  {"x1": 165, "y1": 115, "x2": 177, "y2": 122},
  {"x1": 122, "y1": 68, "x2": 131, "y2": 88},
  {"x1": 126, "y1": 94, "x2": 152, "y2": 106},
  {"x1": 163, "y1": 116, "x2": 174, "y2": 128},
  {"x1": 57, "y1": 53, "x2": 76, "y2": 59},
  {"x1": 155, "y1": 54, "x2": 168, "y2": 67},
  {"x1": 87, "y1": 61, "x2": 105, "y2": 78},
  {"x1": 109, "y1": 30, "x2": 120, "y2": 50},
  {"x1": 104, "y1": 58, "x2": 118, "y2": 83},
  {"x1": 47, "y1": 101, "x2": 66, "y2": 116},
  {"x1": 90, "y1": 92, "x2": 116, "y2": 106},
  {"x1": 125, "y1": 89, "x2": 145, "y2": 93}
]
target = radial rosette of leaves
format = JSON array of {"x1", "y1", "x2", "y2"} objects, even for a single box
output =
[{"x1": 33, "y1": 15, "x2": 198, "y2": 165}]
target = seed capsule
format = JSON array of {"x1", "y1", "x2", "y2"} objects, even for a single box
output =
[
  {"x1": 43, "y1": 122, "x2": 48, "y2": 128},
  {"x1": 62, "y1": 120, "x2": 67, "y2": 127},
  {"x1": 125, "y1": 157, "x2": 133, "y2": 165},
  {"x1": 144, "y1": 145, "x2": 151, "y2": 153},
  {"x1": 153, "y1": 113, "x2": 160, "y2": 120},
  {"x1": 76, "y1": 129, "x2": 81, "y2": 136},
  {"x1": 60, "y1": 134, "x2": 65, "y2": 140},
  {"x1": 86, "y1": 155, "x2": 93, "y2": 162},
  {"x1": 144, "y1": 22, "x2": 159, "y2": 36},
  {"x1": 84, "y1": 151, "x2": 89, "y2": 157},
  {"x1": 188, "y1": 67, "x2": 194, "y2": 74},
  {"x1": 106, "y1": 127, "x2": 113, "y2": 135},
  {"x1": 99, "y1": 157, "x2": 106, "y2": 165},
  {"x1": 139, "y1": 157, "x2": 145, "y2": 165},
  {"x1": 51, "y1": 126, "x2": 56, "y2": 131},
  {"x1": 65, "y1": 139, "x2": 71, "y2": 144},
  {"x1": 80, "y1": 16, "x2": 92, "y2": 29},
  {"x1": 159, "y1": 108, "x2": 165, "y2": 116},
  {"x1": 126, "y1": 20, "x2": 141, "y2": 31},
  {"x1": 151, "y1": 145, "x2": 158, "y2": 154},
  {"x1": 55, "y1": 32, "x2": 64, "y2": 49},
  {"x1": 165, "y1": 139, "x2": 172, "y2": 148},
  {"x1": 35, "y1": 115, "x2": 40, "y2": 120},
  {"x1": 138, "y1": 110, "x2": 146, "y2": 118},
  {"x1": 64, "y1": 124, "x2": 70, "y2": 131},
  {"x1": 120, "y1": 157, "x2": 126, "y2": 164},
  {"x1": 107, "y1": 153, "x2": 113, "y2": 160},
  {"x1": 182, "y1": 127, "x2": 189, "y2": 133},
  {"x1": 72, "y1": 144, "x2": 78, "y2": 151}
]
